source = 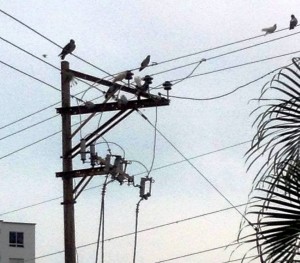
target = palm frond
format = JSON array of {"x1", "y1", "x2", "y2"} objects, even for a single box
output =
[{"x1": 237, "y1": 58, "x2": 300, "y2": 262}]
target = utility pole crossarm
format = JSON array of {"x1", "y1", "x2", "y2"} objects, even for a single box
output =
[
  {"x1": 56, "y1": 167, "x2": 108, "y2": 178},
  {"x1": 68, "y1": 69, "x2": 154, "y2": 99},
  {"x1": 56, "y1": 98, "x2": 170, "y2": 115}
]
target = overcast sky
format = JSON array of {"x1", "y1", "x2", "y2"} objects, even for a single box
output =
[{"x1": 0, "y1": 1, "x2": 299, "y2": 262}]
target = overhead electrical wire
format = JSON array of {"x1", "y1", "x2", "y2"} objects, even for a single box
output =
[
  {"x1": 158, "y1": 62, "x2": 294, "y2": 101},
  {"x1": 150, "y1": 29, "x2": 300, "y2": 77},
  {"x1": 1, "y1": 51, "x2": 289, "y2": 141},
  {"x1": 150, "y1": 25, "x2": 298, "y2": 68},
  {"x1": 0, "y1": 101, "x2": 59, "y2": 130},
  {"x1": 0, "y1": 115, "x2": 58, "y2": 141},
  {"x1": 0, "y1": 139, "x2": 250, "y2": 216},
  {"x1": 155, "y1": 242, "x2": 239, "y2": 263},
  {"x1": 174, "y1": 50, "x2": 299, "y2": 81},
  {"x1": 0, "y1": 112, "x2": 101, "y2": 160},
  {"x1": 156, "y1": 248, "x2": 256, "y2": 263},
  {"x1": 22, "y1": 200, "x2": 257, "y2": 262},
  {"x1": 3, "y1": 48, "x2": 293, "y2": 142},
  {"x1": 148, "y1": 106, "x2": 158, "y2": 176},
  {"x1": 2, "y1": 34, "x2": 283, "y2": 142},
  {"x1": 1, "y1": 7, "x2": 299, "y2": 87},
  {"x1": 113, "y1": 24, "x2": 299, "y2": 75},
  {"x1": 0, "y1": 59, "x2": 61, "y2": 92},
  {"x1": 0, "y1": 35, "x2": 59, "y2": 71},
  {"x1": 0, "y1": 8, "x2": 114, "y2": 78},
  {"x1": 0, "y1": 19, "x2": 298, "y2": 138},
  {"x1": 0, "y1": 35, "x2": 105, "y2": 102},
  {"x1": 136, "y1": 109, "x2": 256, "y2": 231},
  {"x1": 0, "y1": 8, "x2": 284, "y2": 262}
]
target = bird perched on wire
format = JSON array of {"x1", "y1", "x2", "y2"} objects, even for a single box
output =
[
  {"x1": 290, "y1": 15, "x2": 298, "y2": 30},
  {"x1": 59, "y1": 39, "x2": 76, "y2": 60},
  {"x1": 262, "y1": 24, "x2": 277, "y2": 35},
  {"x1": 139, "y1": 55, "x2": 150, "y2": 71}
]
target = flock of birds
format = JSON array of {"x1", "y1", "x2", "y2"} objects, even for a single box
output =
[
  {"x1": 58, "y1": 39, "x2": 152, "y2": 102},
  {"x1": 55, "y1": 14, "x2": 298, "y2": 102},
  {"x1": 58, "y1": 39, "x2": 150, "y2": 72},
  {"x1": 262, "y1": 14, "x2": 298, "y2": 34}
]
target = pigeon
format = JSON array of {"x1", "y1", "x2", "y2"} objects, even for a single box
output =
[
  {"x1": 105, "y1": 85, "x2": 118, "y2": 99},
  {"x1": 112, "y1": 72, "x2": 126, "y2": 83},
  {"x1": 262, "y1": 24, "x2": 277, "y2": 35},
  {"x1": 118, "y1": 95, "x2": 128, "y2": 106},
  {"x1": 139, "y1": 55, "x2": 150, "y2": 71},
  {"x1": 59, "y1": 39, "x2": 76, "y2": 60},
  {"x1": 42, "y1": 54, "x2": 47, "y2": 58},
  {"x1": 290, "y1": 15, "x2": 298, "y2": 30},
  {"x1": 134, "y1": 76, "x2": 143, "y2": 88}
]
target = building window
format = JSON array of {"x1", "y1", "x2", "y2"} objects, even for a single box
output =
[{"x1": 9, "y1": 232, "x2": 24, "y2": 247}]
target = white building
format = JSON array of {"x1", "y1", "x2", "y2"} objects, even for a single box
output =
[{"x1": 0, "y1": 221, "x2": 35, "y2": 263}]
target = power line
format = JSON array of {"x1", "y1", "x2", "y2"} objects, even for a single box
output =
[
  {"x1": 0, "y1": 35, "x2": 60, "y2": 70},
  {"x1": 0, "y1": 115, "x2": 58, "y2": 141},
  {"x1": 2, "y1": 6, "x2": 297, "y2": 87},
  {"x1": 113, "y1": 25, "x2": 298, "y2": 75},
  {"x1": 0, "y1": 129, "x2": 61, "y2": 161},
  {"x1": 6, "y1": 50, "x2": 293, "y2": 142},
  {"x1": 0, "y1": 8, "x2": 113, "y2": 77},
  {"x1": 151, "y1": 25, "x2": 298, "y2": 68},
  {"x1": 0, "y1": 35, "x2": 104, "y2": 103},
  {"x1": 155, "y1": 242, "x2": 239, "y2": 263},
  {"x1": 151, "y1": 29, "x2": 300, "y2": 77},
  {"x1": 148, "y1": 106, "x2": 158, "y2": 176},
  {"x1": 23, "y1": 201, "x2": 256, "y2": 262},
  {"x1": 179, "y1": 50, "x2": 299, "y2": 80},
  {"x1": 0, "y1": 139, "x2": 250, "y2": 216},
  {"x1": 3, "y1": 47, "x2": 282, "y2": 141},
  {"x1": 133, "y1": 140, "x2": 250, "y2": 176},
  {"x1": 222, "y1": 256, "x2": 256, "y2": 263},
  {"x1": 0, "y1": 101, "x2": 60, "y2": 130},
  {"x1": 158, "y1": 62, "x2": 293, "y2": 101},
  {"x1": 0, "y1": 59, "x2": 61, "y2": 92},
  {"x1": 1, "y1": 13, "x2": 295, "y2": 137},
  {"x1": 136, "y1": 109, "x2": 256, "y2": 230}
]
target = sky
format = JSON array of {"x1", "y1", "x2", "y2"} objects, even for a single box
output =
[{"x1": 0, "y1": 1, "x2": 299, "y2": 262}]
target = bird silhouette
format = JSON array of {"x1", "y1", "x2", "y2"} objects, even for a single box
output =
[
  {"x1": 105, "y1": 85, "x2": 118, "y2": 99},
  {"x1": 262, "y1": 24, "x2": 277, "y2": 35},
  {"x1": 59, "y1": 39, "x2": 76, "y2": 60},
  {"x1": 290, "y1": 15, "x2": 298, "y2": 30},
  {"x1": 139, "y1": 55, "x2": 150, "y2": 71}
]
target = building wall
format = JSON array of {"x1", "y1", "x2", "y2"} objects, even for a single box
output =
[{"x1": 0, "y1": 221, "x2": 35, "y2": 263}]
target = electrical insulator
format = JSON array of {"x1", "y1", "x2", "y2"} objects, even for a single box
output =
[
  {"x1": 90, "y1": 143, "x2": 96, "y2": 167},
  {"x1": 80, "y1": 139, "x2": 86, "y2": 162},
  {"x1": 112, "y1": 156, "x2": 122, "y2": 176},
  {"x1": 141, "y1": 75, "x2": 153, "y2": 92},
  {"x1": 125, "y1": 71, "x2": 134, "y2": 80},
  {"x1": 163, "y1": 81, "x2": 172, "y2": 99},
  {"x1": 104, "y1": 154, "x2": 111, "y2": 173},
  {"x1": 139, "y1": 177, "x2": 152, "y2": 200}
]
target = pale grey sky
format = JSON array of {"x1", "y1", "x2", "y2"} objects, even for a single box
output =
[{"x1": 0, "y1": 1, "x2": 299, "y2": 262}]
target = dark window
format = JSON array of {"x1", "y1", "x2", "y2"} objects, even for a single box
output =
[{"x1": 9, "y1": 232, "x2": 24, "y2": 247}]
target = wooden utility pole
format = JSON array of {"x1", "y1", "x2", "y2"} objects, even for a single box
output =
[
  {"x1": 60, "y1": 61, "x2": 76, "y2": 263},
  {"x1": 57, "y1": 63, "x2": 170, "y2": 263}
]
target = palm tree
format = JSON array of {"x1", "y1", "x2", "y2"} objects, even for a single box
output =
[{"x1": 237, "y1": 57, "x2": 300, "y2": 262}]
